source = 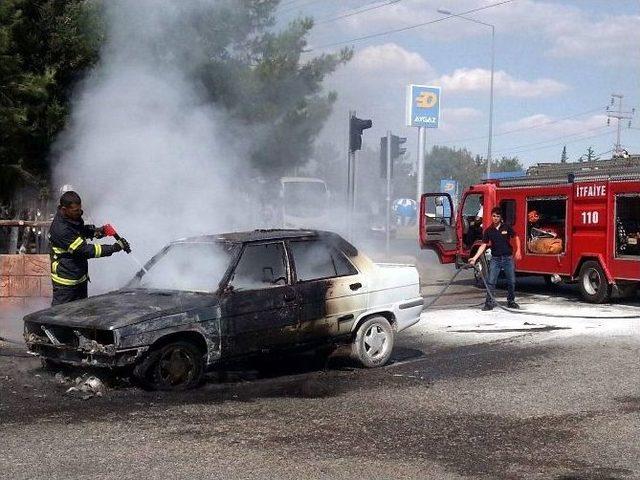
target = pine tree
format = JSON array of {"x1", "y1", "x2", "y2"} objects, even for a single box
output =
[{"x1": 560, "y1": 145, "x2": 567, "y2": 163}]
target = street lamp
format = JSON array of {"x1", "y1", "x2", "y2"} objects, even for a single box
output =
[{"x1": 437, "y1": 8, "x2": 495, "y2": 180}]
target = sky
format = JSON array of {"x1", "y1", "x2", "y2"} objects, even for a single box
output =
[{"x1": 278, "y1": 0, "x2": 640, "y2": 169}]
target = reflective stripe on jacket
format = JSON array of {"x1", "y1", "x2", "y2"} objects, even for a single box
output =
[{"x1": 48, "y1": 211, "x2": 118, "y2": 286}]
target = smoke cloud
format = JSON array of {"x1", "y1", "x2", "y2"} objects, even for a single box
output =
[{"x1": 53, "y1": 1, "x2": 264, "y2": 292}]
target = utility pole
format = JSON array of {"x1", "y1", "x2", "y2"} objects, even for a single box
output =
[
  {"x1": 416, "y1": 126, "x2": 426, "y2": 207},
  {"x1": 606, "y1": 94, "x2": 635, "y2": 155},
  {"x1": 385, "y1": 131, "x2": 393, "y2": 258}
]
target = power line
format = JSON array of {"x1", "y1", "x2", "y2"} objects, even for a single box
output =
[
  {"x1": 439, "y1": 107, "x2": 604, "y2": 146},
  {"x1": 315, "y1": 0, "x2": 401, "y2": 26},
  {"x1": 493, "y1": 128, "x2": 612, "y2": 156},
  {"x1": 493, "y1": 126, "x2": 610, "y2": 155},
  {"x1": 280, "y1": 0, "x2": 330, "y2": 15},
  {"x1": 305, "y1": 0, "x2": 516, "y2": 51}
]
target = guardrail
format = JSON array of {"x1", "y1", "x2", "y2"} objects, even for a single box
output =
[{"x1": 0, "y1": 220, "x2": 51, "y2": 255}]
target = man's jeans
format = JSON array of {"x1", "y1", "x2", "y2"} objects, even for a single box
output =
[{"x1": 485, "y1": 255, "x2": 516, "y2": 306}]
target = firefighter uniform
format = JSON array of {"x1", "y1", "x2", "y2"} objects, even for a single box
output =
[{"x1": 48, "y1": 211, "x2": 120, "y2": 306}]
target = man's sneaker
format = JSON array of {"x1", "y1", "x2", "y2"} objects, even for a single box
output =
[
  {"x1": 481, "y1": 303, "x2": 494, "y2": 311},
  {"x1": 507, "y1": 301, "x2": 520, "y2": 309}
]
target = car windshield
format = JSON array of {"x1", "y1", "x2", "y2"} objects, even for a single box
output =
[
  {"x1": 283, "y1": 182, "x2": 328, "y2": 218},
  {"x1": 130, "y1": 241, "x2": 236, "y2": 293}
]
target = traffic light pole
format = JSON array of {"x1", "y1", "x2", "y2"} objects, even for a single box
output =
[
  {"x1": 347, "y1": 110, "x2": 354, "y2": 241},
  {"x1": 385, "y1": 130, "x2": 392, "y2": 258}
]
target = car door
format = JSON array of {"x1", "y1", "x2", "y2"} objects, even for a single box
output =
[
  {"x1": 220, "y1": 241, "x2": 299, "y2": 356},
  {"x1": 288, "y1": 239, "x2": 368, "y2": 343}
]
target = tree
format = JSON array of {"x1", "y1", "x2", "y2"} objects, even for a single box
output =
[
  {"x1": 585, "y1": 146, "x2": 596, "y2": 162},
  {"x1": 560, "y1": 145, "x2": 567, "y2": 163},
  {"x1": 493, "y1": 155, "x2": 523, "y2": 173},
  {"x1": 139, "y1": 1, "x2": 352, "y2": 178},
  {"x1": 424, "y1": 146, "x2": 484, "y2": 192},
  {"x1": 0, "y1": 0, "x2": 104, "y2": 203},
  {"x1": 1, "y1": 1, "x2": 351, "y2": 202}
]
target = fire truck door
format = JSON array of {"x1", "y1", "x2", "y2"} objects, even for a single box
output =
[{"x1": 419, "y1": 193, "x2": 457, "y2": 260}]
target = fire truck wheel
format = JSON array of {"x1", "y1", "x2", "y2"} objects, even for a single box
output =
[{"x1": 578, "y1": 261, "x2": 611, "y2": 304}]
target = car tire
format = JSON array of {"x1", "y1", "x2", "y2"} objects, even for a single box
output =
[
  {"x1": 351, "y1": 316, "x2": 394, "y2": 368},
  {"x1": 134, "y1": 341, "x2": 204, "y2": 391},
  {"x1": 578, "y1": 260, "x2": 611, "y2": 304}
]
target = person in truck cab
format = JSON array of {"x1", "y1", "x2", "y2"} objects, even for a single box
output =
[{"x1": 469, "y1": 207, "x2": 522, "y2": 310}]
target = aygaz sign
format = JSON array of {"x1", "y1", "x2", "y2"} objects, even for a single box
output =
[{"x1": 406, "y1": 85, "x2": 441, "y2": 128}]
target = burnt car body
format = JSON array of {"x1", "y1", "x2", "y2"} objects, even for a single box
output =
[{"x1": 24, "y1": 230, "x2": 423, "y2": 389}]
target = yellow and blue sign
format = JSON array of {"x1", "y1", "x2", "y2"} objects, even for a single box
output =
[
  {"x1": 406, "y1": 85, "x2": 441, "y2": 128},
  {"x1": 440, "y1": 179, "x2": 458, "y2": 217}
]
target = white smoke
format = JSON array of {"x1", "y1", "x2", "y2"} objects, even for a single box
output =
[{"x1": 53, "y1": 1, "x2": 259, "y2": 292}]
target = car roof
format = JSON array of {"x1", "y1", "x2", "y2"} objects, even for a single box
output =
[
  {"x1": 172, "y1": 229, "x2": 358, "y2": 256},
  {"x1": 175, "y1": 229, "x2": 321, "y2": 244}
]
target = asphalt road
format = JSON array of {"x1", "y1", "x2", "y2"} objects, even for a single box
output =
[{"x1": 2, "y1": 255, "x2": 639, "y2": 480}]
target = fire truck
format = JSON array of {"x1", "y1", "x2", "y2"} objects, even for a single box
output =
[{"x1": 419, "y1": 168, "x2": 640, "y2": 303}]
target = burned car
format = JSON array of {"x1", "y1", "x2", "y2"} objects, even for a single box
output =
[{"x1": 24, "y1": 230, "x2": 423, "y2": 390}]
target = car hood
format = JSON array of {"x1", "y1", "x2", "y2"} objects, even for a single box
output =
[{"x1": 23, "y1": 289, "x2": 220, "y2": 330}]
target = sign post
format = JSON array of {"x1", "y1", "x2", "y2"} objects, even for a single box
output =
[{"x1": 406, "y1": 85, "x2": 441, "y2": 206}]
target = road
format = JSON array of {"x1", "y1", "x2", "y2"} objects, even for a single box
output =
[{"x1": 1, "y1": 253, "x2": 639, "y2": 479}]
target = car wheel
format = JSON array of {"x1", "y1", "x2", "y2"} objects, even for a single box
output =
[
  {"x1": 351, "y1": 316, "x2": 394, "y2": 368},
  {"x1": 135, "y1": 341, "x2": 204, "y2": 391},
  {"x1": 578, "y1": 261, "x2": 611, "y2": 304}
]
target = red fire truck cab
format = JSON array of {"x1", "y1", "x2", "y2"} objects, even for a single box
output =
[{"x1": 419, "y1": 171, "x2": 640, "y2": 303}]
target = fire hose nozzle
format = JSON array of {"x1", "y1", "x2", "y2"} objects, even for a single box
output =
[
  {"x1": 102, "y1": 224, "x2": 131, "y2": 253},
  {"x1": 102, "y1": 224, "x2": 118, "y2": 237},
  {"x1": 114, "y1": 234, "x2": 131, "y2": 254}
]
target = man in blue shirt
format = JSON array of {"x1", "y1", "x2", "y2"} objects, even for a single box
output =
[{"x1": 469, "y1": 207, "x2": 522, "y2": 310}]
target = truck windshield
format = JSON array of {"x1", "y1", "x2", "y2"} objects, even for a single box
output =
[
  {"x1": 129, "y1": 242, "x2": 236, "y2": 293},
  {"x1": 283, "y1": 182, "x2": 328, "y2": 218}
]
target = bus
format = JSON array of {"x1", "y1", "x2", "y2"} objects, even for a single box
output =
[{"x1": 280, "y1": 177, "x2": 331, "y2": 229}]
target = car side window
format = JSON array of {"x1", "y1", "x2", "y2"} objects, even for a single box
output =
[
  {"x1": 290, "y1": 240, "x2": 357, "y2": 281},
  {"x1": 229, "y1": 243, "x2": 288, "y2": 290},
  {"x1": 333, "y1": 249, "x2": 358, "y2": 277}
]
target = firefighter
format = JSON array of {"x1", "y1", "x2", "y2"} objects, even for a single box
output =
[
  {"x1": 48, "y1": 191, "x2": 130, "y2": 306},
  {"x1": 469, "y1": 207, "x2": 522, "y2": 310}
]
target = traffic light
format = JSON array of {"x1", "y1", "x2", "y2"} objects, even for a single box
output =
[
  {"x1": 380, "y1": 136, "x2": 388, "y2": 177},
  {"x1": 390, "y1": 134, "x2": 407, "y2": 158},
  {"x1": 349, "y1": 115, "x2": 372, "y2": 152},
  {"x1": 380, "y1": 134, "x2": 407, "y2": 177}
]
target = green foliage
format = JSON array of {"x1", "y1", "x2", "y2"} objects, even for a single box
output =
[
  {"x1": 1, "y1": 0, "x2": 351, "y2": 202},
  {"x1": 423, "y1": 146, "x2": 523, "y2": 192},
  {"x1": 560, "y1": 145, "x2": 567, "y2": 163},
  {"x1": 584, "y1": 146, "x2": 596, "y2": 162},
  {"x1": 0, "y1": 0, "x2": 104, "y2": 202},
  {"x1": 493, "y1": 155, "x2": 523, "y2": 173},
  {"x1": 128, "y1": 0, "x2": 351, "y2": 177},
  {"x1": 188, "y1": 3, "x2": 352, "y2": 177}
]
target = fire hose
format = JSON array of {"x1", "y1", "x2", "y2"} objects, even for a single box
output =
[{"x1": 423, "y1": 261, "x2": 639, "y2": 320}]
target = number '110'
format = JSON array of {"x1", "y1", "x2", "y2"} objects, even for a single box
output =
[{"x1": 581, "y1": 211, "x2": 599, "y2": 224}]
